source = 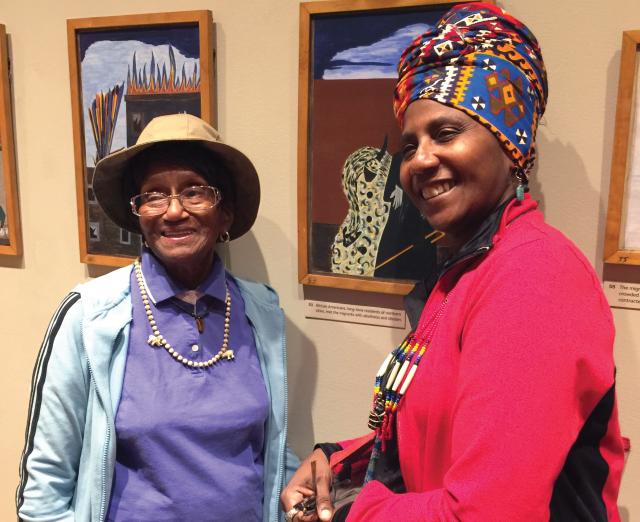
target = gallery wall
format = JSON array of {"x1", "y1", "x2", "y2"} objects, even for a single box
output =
[{"x1": 0, "y1": 0, "x2": 638, "y2": 519}]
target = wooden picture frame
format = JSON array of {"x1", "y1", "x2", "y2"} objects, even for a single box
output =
[
  {"x1": 0, "y1": 24, "x2": 22, "y2": 256},
  {"x1": 605, "y1": 30, "x2": 640, "y2": 266},
  {"x1": 67, "y1": 11, "x2": 215, "y2": 266},
  {"x1": 297, "y1": 0, "x2": 486, "y2": 295}
]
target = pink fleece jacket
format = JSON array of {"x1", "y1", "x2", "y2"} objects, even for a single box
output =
[{"x1": 345, "y1": 198, "x2": 624, "y2": 521}]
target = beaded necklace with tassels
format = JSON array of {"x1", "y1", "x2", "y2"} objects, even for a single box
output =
[{"x1": 365, "y1": 292, "x2": 451, "y2": 483}]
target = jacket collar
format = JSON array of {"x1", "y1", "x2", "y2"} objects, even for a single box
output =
[{"x1": 404, "y1": 195, "x2": 538, "y2": 328}]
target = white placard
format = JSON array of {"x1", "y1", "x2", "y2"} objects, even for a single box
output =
[
  {"x1": 603, "y1": 281, "x2": 640, "y2": 310},
  {"x1": 304, "y1": 300, "x2": 407, "y2": 329}
]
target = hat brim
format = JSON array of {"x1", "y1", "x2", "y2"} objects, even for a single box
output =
[{"x1": 92, "y1": 136, "x2": 260, "y2": 240}]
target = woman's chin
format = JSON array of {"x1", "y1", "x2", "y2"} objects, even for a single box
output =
[
  {"x1": 149, "y1": 242, "x2": 213, "y2": 268},
  {"x1": 420, "y1": 208, "x2": 453, "y2": 236}
]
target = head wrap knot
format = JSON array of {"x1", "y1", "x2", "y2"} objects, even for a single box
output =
[{"x1": 393, "y1": 2, "x2": 548, "y2": 173}]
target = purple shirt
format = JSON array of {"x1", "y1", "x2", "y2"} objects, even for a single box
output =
[{"x1": 107, "y1": 250, "x2": 269, "y2": 521}]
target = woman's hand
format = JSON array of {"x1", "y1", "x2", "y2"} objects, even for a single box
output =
[{"x1": 281, "y1": 448, "x2": 334, "y2": 521}]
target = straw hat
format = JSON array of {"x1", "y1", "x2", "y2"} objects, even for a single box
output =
[{"x1": 92, "y1": 113, "x2": 260, "y2": 240}]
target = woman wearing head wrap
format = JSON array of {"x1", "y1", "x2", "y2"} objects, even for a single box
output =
[
  {"x1": 281, "y1": 3, "x2": 624, "y2": 521},
  {"x1": 17, "y1": 114, "x2": 299, "y2": 521}
]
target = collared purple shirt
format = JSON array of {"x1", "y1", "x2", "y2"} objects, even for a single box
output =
[{"x1": 107, "y1": 250, "x2": 269, "y2": 521}]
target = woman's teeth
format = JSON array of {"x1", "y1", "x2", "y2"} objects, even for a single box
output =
[
  {"x1": 163, "y1": 231, "x2": 191, "y2": 238},
  {"x1": 422, "y1": 181, "x2": 453, "y2": 200}
]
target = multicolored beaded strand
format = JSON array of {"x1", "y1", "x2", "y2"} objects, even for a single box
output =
[{"x1": 365, "y1": 293, "x2": 451, "y2": 482}]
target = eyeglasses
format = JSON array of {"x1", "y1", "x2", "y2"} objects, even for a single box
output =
[{"x1": 130, "y1": 185, "x2": 222, "y2": 217}]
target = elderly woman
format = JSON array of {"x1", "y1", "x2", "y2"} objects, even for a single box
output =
[
  {"x1": 17, "y1": 113, "x2": 298, "y2": 521},
  {"x1": 282, "y1": 3, "x2": 624, "y2": 521}
]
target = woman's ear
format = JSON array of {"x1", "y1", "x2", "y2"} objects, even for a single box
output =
[
  {"x1": 221, "y1": 204, "x2": 234, "y2": 229},
  {"x1": 216, "y1": 204, "x2": 234, "y2": 242}
]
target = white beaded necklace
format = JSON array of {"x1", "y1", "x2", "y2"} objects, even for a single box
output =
[{"x1": 134, "y1": 259, "x2": 234, "y2": 368}]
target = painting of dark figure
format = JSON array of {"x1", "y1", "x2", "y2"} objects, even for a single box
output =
[{"x1": 305, "y1": 5, "x2": 460, "y2": 286}]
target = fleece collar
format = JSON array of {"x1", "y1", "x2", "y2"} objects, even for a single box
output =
[{"x1": 404, "y1": 195, "x2": 538, "y2": 328}]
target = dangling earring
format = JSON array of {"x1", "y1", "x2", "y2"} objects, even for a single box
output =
[
  {"x1": 512, "y1": 167, "x2": 528, "y2": 201},
  {"x1": 218, "y1": 231, "x2": 230, "y2": 243}
]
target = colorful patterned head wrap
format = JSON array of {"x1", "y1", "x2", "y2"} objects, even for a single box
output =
[{"x1": 393, "y1": 2, "x2": 547, "y2": 173}]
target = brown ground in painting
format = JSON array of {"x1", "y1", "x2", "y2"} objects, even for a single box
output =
[{"x1": 310, "y1": 78, "x2": 400, "y2": 225}]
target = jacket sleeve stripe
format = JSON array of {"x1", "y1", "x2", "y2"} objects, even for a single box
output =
[{"x1": 15, "y1": 292, "x2": 82, "y2": 513}]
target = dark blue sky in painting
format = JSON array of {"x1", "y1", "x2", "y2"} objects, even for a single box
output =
[
  {"x1": 312, "y1": 6, "x2": 450, "y2": 79},
  {"x1": 77, "y1": 24, "x2": 199, "y2": 61}
]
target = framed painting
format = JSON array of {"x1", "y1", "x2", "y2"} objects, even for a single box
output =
[
  {"x1": 297, "y1": 0, "x2": 487, "y2": 295},
  {"x1": 0, "y1": 24, "x2": 21, "y2": 256},
  {"x1": 67, "y1": 11, "x2": 215, "y2": 266},
  {"x1": 605, "y1": 30, "x2": 640, "y2": 266}
]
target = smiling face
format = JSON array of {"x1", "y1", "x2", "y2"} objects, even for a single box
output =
[
  {"x1": 400, "y1": 99, "x2": 515, "y2": 251},
  {"x1": 137, "y1": 159, "x2": 233, "y2": 288}
]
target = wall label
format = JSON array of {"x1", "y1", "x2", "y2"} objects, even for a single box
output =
[
  {"x1": 604, "y1": 281, "x2": 640, "y2": 310},
  {"x1": 304, "y1": 300, "x2": 406, "y2": 329}
]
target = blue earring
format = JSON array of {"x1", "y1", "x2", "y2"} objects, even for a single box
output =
[{"x1": 513, "y1": 168, "x2": 528, "y2": 201}]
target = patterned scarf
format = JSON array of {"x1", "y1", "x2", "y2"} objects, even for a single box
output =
[{"x1": 393, "y1": 2, "x2": 548, "y2": 173}]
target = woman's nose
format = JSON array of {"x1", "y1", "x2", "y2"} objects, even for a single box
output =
[
  {"x1": 163, "y1": 195, "x2": 187, "y2": 220},
  {"x1": 412, "y1": 142, "x2": 440, "y2": 171}
]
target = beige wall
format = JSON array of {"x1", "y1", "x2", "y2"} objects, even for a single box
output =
[{"x1": 1, "y1": 0, "x2": 638, "y2": 519}]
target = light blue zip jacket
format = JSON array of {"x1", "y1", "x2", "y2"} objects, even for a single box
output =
[{"x1": 17, "y1": 265, "x2": 299, "y2": 522}]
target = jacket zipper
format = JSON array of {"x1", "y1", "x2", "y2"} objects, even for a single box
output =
[
  {"x1": 442, "y1": 245, "x2": 490, "y2": 272},
  {"x1": 275, "y1": 311, "x2": 287, "y2": 521},
  {"x1": 246, "y1": 303, "x2": 287, "y2": 522},
  {"x1": 100, "y1": 422, "x2": 110, "y2": 522},
  {"x1": 85, "y1": 358, "x2": 110, "y2": 522},
  {"x1": 87, "y1": 328, "x2": 123, "y2": 522}
]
